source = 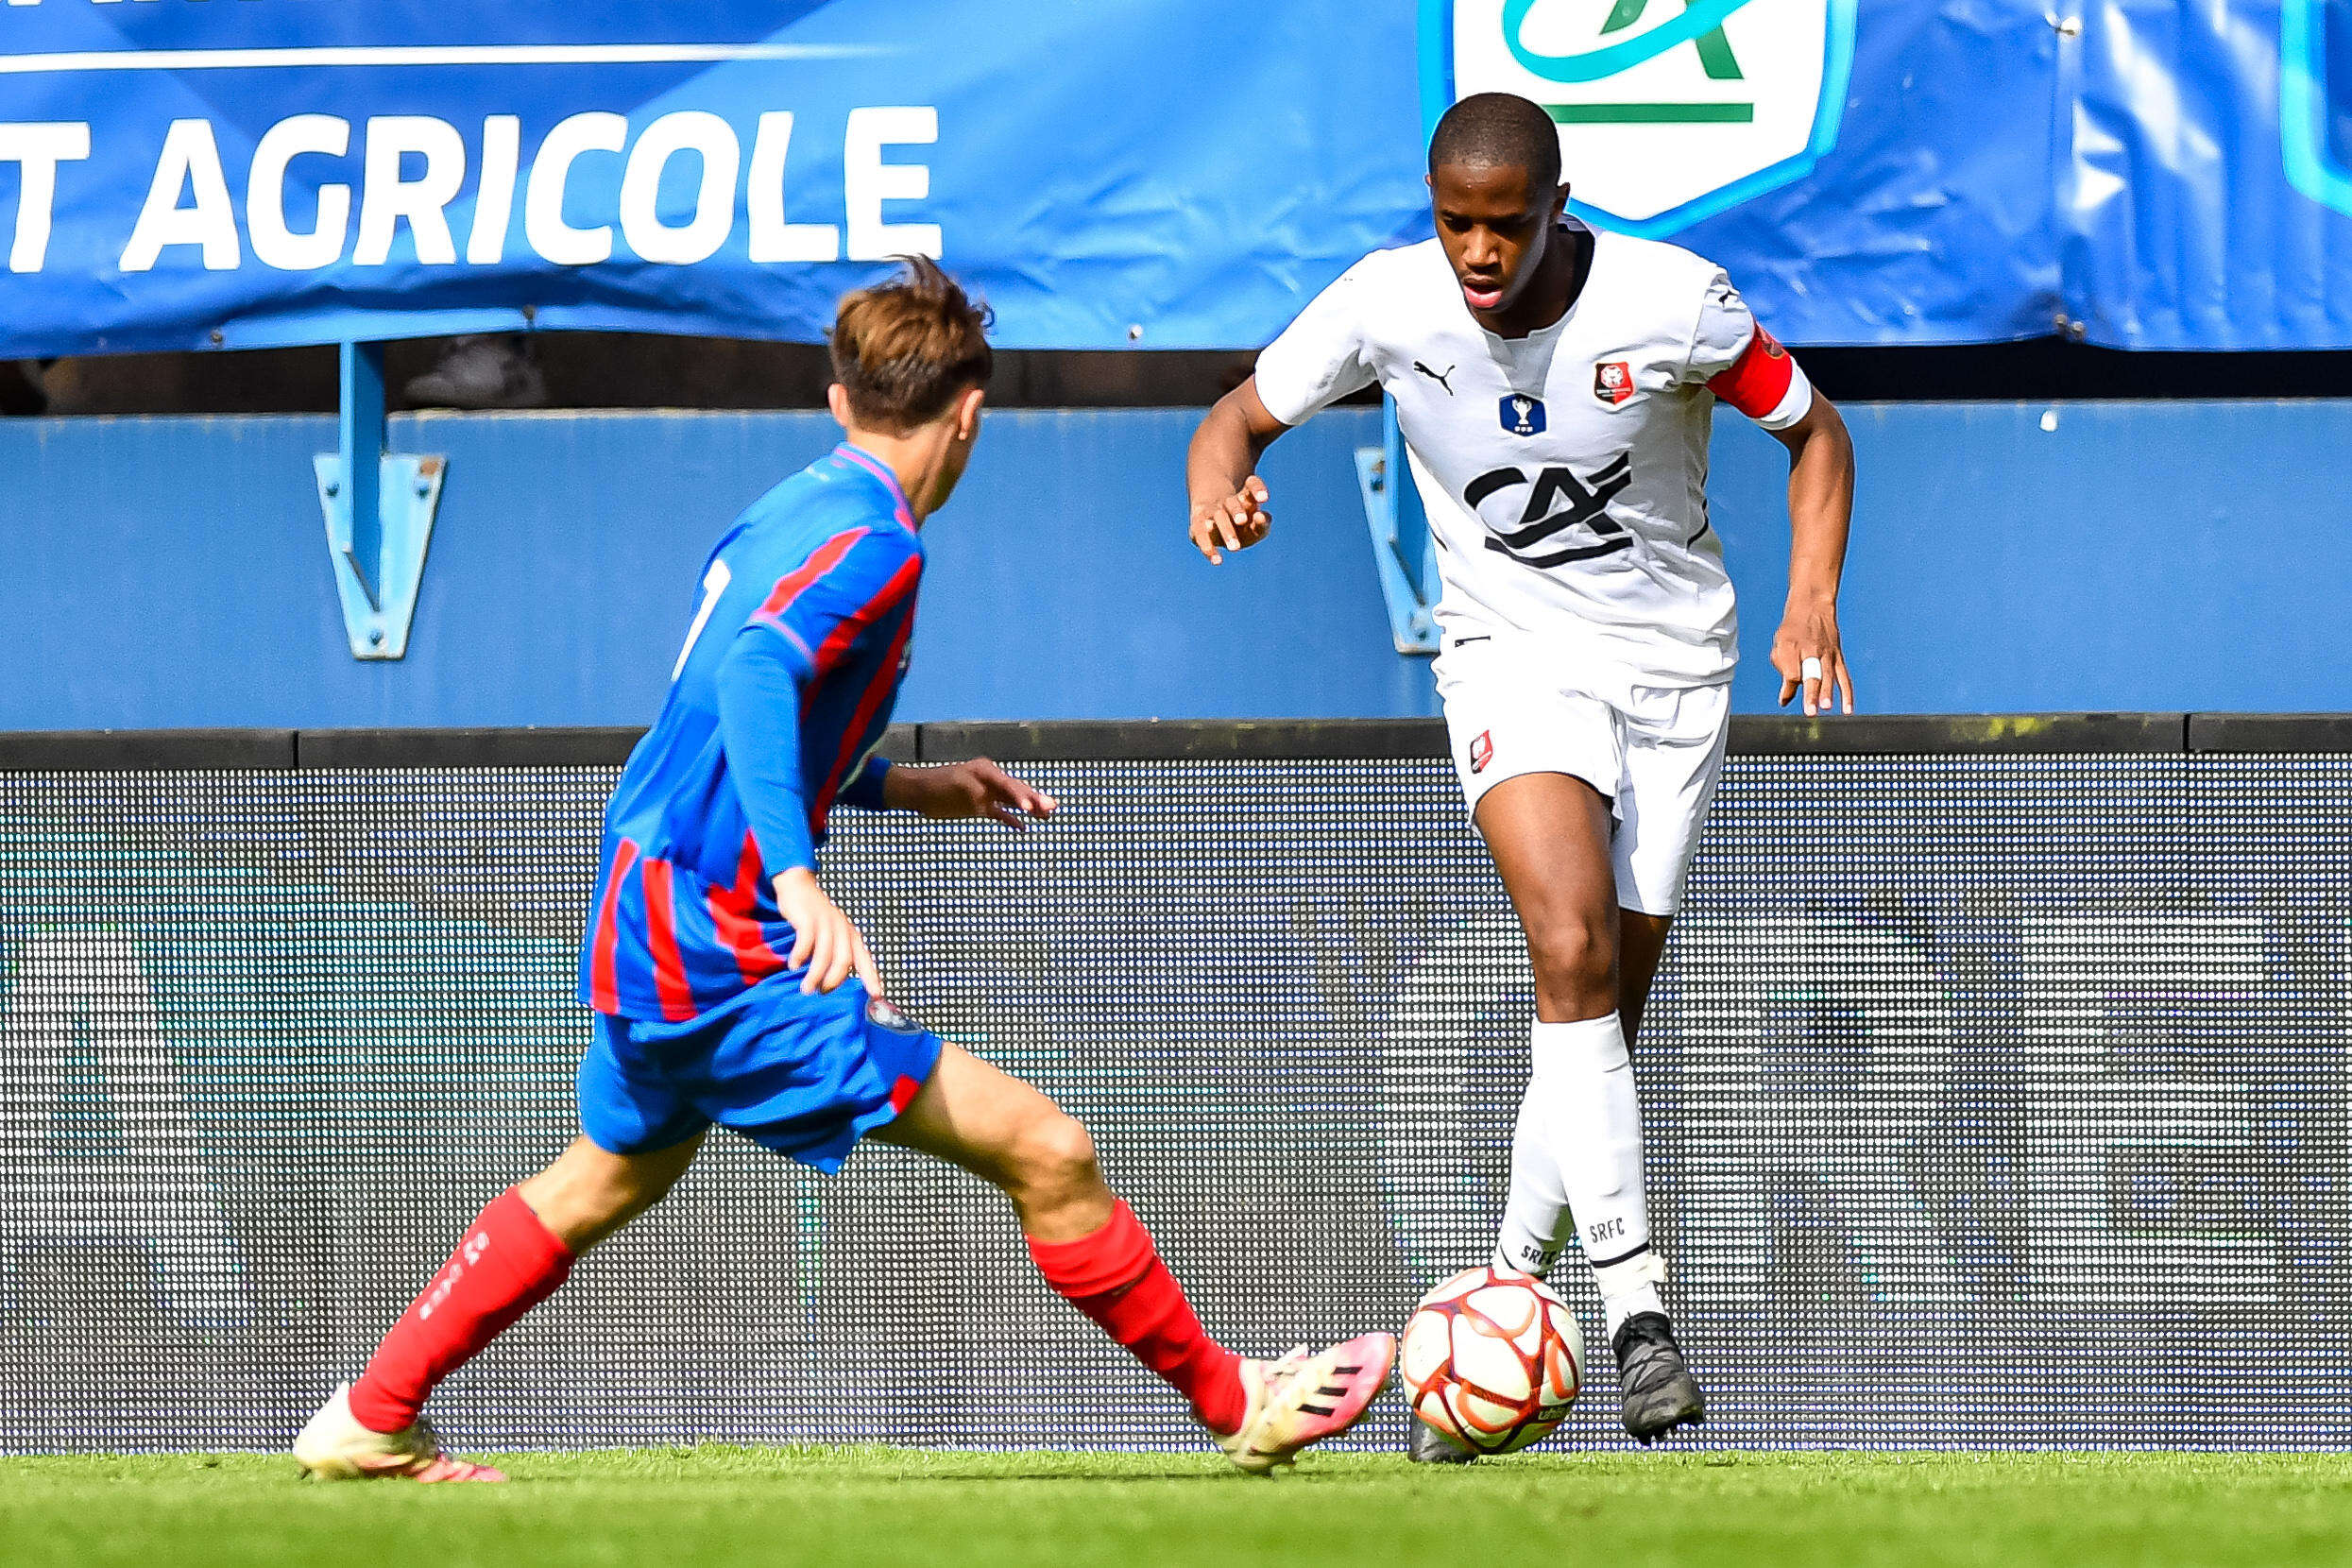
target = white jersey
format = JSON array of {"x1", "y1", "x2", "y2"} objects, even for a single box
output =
[{"x1": 1253, "y1": 226, "x2": 1813, "y2": 688}]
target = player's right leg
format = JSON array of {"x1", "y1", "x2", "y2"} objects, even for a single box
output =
[
  {"x1": 870, "y1": 1040, "x2": 1394, "y2": 1474},
  {"x1": 294, "y1": 1015, "x2": 709, "y2": 1482}
]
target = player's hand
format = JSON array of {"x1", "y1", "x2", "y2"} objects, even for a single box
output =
[
  {"x1": 1771, "y1": 597, "x2": 1855, "y2": 717},
  {"x1": 773, "y1": 866, "x2": 882, "y2": 997},
  {"x1": 1188, "y1": 476, "x2": 1272, "y2": 564},
  {"x1": 886, "y1": 758, "x2": 1058, "y2": 829}
]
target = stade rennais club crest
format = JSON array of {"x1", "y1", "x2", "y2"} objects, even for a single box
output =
[{"x1": 1425, "y1": 0, "x2": 1860, "y2": 236}]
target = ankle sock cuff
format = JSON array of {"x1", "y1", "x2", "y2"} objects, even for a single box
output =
[
  {"x1": 1530, "y1": 1013, "x2": 1629, "y2": 1075},
  {"x1": 492, "y1": 1186, "x2": 576, "y2": 1266}
]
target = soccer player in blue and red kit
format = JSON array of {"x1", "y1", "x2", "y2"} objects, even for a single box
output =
[{"x1": 294, "y1": 261, "x2": 1393, "y2": 1481}]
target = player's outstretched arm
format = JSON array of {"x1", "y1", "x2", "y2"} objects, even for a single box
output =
[
  {"x1": 1768, "y1": 393, "x2": 1858, "y2": 717},
  {"x1": 883, "y1": 758, "x2": 1058, "y2": 829},
  {"x1": 1185, "y1": 376, "x2": 1292, "y2": 564}
]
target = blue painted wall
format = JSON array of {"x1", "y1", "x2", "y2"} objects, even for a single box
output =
[
  {"x1": 1713, "y1": 402, "x2": 2352, "y2": 717},
  {"x1": 1, "y1": 402, "x2": 2345, "y2": 729}
]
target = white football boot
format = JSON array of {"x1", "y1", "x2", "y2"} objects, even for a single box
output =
[
  {"x1": 293, "y1": 1383, "x2": 505, "y2": 1483},
  {"x1": 1215, "y1": 1332, "x2": 1397, "y2": 1475}
]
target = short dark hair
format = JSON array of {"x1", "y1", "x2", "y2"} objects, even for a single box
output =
[
  {"x1": 1427, "y1": 92, "x2": 1562, "y2": 196},
  {"x1": 828, "y1": 257, "x2": 994, "y2": 434}
]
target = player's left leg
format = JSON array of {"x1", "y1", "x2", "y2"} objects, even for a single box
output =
[
  {"x1": 295, "y1": 1133, "x2": 706, "y2": 1481},
  {"x1": 1617, "y1": 909, "x2": 1674, "y2": 1047},
  {"x1": 1473, "y1": 772, "x2": 1670, "y2": 1334},
  {"x1": 871, "y1": 1040, "x2": 1394, "y2": 1473},
  {"x1": 1590, "y1": 681, "x2": 1732, "y2": 1442},
  {"x1": 296, "y1": 1011, "x2": 714, "y2": 1482}
]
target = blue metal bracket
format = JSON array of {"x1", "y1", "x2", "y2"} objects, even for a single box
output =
[
  {"x1": 314, "y1": 342, "x2": 445, "y2": 659},
  {"x1": 1354, "y1": 395, "x2": 1440, "y2": 655}
]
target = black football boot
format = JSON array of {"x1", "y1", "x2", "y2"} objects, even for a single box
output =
[
  {"x1": 1612, "y1": 1312, "x2": 1706, "y2": 1444},
  {"x1": 1406, "y1": 1419, "x2": 1480, "y2": 1465}
]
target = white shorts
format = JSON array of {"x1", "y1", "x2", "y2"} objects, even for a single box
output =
[{"x1": 1436, "y1": 639, "x2": 1730, "y2": 917}]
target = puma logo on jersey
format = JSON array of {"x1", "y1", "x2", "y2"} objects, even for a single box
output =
[
  {"x1": 1500, "y1": 394, "x2": 1547, "y2": 436},
  {"x1": 1463, "y1": 454, "x2": 1635, "y2": 569},
  {"x1": 1594, "y1": 361, "x2": 1636, "y2": 406},
  {"x1": 1413, "y1": 361, "x2": 1457, "y2": 394}
]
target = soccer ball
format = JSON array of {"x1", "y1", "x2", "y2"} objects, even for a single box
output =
[{"x1": 1401, "y1": 1267, "x2": 1583, "y2": 1455}]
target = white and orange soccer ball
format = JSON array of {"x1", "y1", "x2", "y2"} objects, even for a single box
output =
[{"x1": 1401, "y1": 1267, "x2": 1583, "y2": 1455}]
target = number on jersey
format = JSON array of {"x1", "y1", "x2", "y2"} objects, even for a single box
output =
[{"x1": 673, "y1": 557, "x2": 733, "y2": 680}]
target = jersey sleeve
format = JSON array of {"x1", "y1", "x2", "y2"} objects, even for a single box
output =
[
  {"x1": 1252, "y1": 257, "x2": 1380, "y2": 426},
  {"x1": 742, "y1": 526, "x2": 925, "y2": 683},
  {"x1": 713, "y1": 631, "x2": 819, "y2": 875},
  {"x1": 1683, "y1": 270, "x2": 1815, "y2": 432}
]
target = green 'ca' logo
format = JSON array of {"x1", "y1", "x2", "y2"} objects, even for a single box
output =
[
  {"x1": 1430, "y1": 0, "x2": 1859, "y2": 235},
  {"x1": 1570, "y1": 0, "x2": 1752, "y2": 123}
]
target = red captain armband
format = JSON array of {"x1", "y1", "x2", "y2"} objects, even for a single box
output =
[{"x1": 1707, "y1": 326, "x2": 1798, "y2": 420}]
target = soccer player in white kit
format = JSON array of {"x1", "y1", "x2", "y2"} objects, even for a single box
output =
[{"x1": 1184, "y1": 93, "x2": 1857, "y2": 1451}]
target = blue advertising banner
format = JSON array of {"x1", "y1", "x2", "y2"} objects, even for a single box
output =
[
  {"x1": 2, "y1": 1, "x2": 2351, "y2": 354},
  {"x1": 0, "y1": 1, "x2": 1427, "y2": 355},
  {"x1": 2070, "y1": 0, "x2": 2352, "y2": 349}
]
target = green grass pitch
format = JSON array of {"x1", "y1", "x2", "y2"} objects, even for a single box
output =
[{"x1": 5, "y1": 1449, "x2": 2347, "y2": 1567}]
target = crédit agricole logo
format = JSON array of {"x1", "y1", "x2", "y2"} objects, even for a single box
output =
[{"x1": 1427, "y1": 0, "x2": 1859, "y2": 237}]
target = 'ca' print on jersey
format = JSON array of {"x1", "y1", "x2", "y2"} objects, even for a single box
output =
[{"x1": 1469, "y1": 455, "x2": 1635, "y2": 568}]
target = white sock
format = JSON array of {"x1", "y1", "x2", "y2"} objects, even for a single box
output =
[
  {"x1": 1492, "y1": 1081, "x2": 1570, "y2": 1277},
  {"x1": 1491, "y1": 1014, "x2": 1664, "y2": 1338}
]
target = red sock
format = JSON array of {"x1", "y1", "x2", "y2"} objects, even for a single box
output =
[
  {"x1": 347, "y1": 1187, "x2": 575, "y2": 1434},
  {"x1": 1025, "y1": 1200, "x2": 1247, "y2": 1435}
]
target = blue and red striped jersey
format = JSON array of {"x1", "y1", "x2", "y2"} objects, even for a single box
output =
[{"x1": 579, "y1": 443, "x2": 923, "y2": 1022}]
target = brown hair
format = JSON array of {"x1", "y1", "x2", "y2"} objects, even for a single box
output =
[{"x1": 828, "y1": 257, "x2": 994, "y2": 434}]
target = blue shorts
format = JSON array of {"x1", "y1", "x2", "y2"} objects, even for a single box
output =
[{"x1": 578, "y1": 979, "x2": 945, "y2": 1173}]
